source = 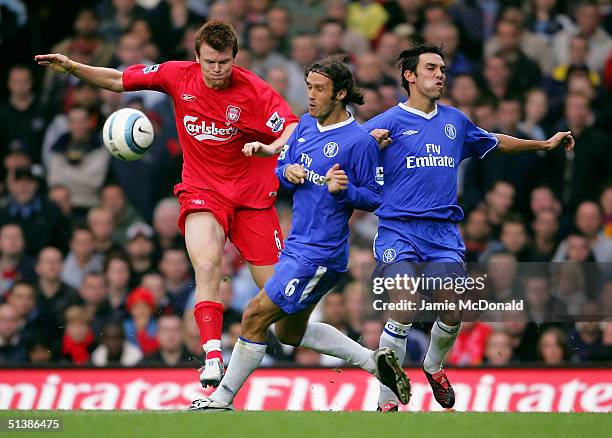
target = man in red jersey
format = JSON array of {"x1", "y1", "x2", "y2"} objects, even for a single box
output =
[{"x1": 35, "y1": 21, "x2": 298, "y2": 386}]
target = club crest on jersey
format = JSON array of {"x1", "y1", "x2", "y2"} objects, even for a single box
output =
[
  {"x1": 382, "y1": 248, "x2": 397, "y2": 262},
  {"x1": 323, "y1": 142, "x2": 339, "y2": 158},
  {"x1": 226, "y1": 105, "x2": 241, "y2": 123},
  {"x1": 444, "y1": 124, "x2": 457, "y2": 139},
  {"x1": 266, "y1": 112, "x2": 285, "y2": 133},
  {"x1": 143, "y1": 64, "x2": 159, "y2": 74}
]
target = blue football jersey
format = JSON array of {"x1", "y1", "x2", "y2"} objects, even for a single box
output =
[
  {"x1": 362, "y1": 103, "x2": 498, "y2": 222},
  {"x1": 276, "y1": 113, "x2": 382, "y2": 271}
]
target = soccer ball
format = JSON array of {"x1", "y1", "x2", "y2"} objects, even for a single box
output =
[{"x1": 102, "y1": 108, "x2": 154, "y2": 161}]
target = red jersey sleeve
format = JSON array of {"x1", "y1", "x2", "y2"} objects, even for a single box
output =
[
  {"x1": 122, "y1": 62, "x2": 175, "y2": 94},
  {"x1": 255, "y1": 85, "x2": 298, "y2": 139}
]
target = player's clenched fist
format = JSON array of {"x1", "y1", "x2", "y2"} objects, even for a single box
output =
[
  {"x1": 285, "y1": 164, "x2": 306, "y2": 184},
  {"x1": 370, "y1": 129, "x2": 392, "y2": 149},
  {"x1": 325, "y1": 163, "x2": 348, "y2": 194},
  {"x1": 34, "y1": 53, "x2": 76, "y2": 74}
]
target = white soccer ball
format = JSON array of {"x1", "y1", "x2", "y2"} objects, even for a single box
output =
[{"x1": 102, "y1": 108, "x2": 154, "y2": 161}]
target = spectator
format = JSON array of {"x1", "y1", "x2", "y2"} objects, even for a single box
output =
[
  {"x1": 601, "y1": 185, "x2": 612, "y2": 238},
  {"x1": 48, "y1": 185, "x2": 73, "y2": 219},
  {"x1": 318, "y1": 19, "x2": 349, "y2": 58},
  {"x1": 5, "y1": 281, "x2": 38, "y2": 333},
  {"x1": 285, "y1": 34, "x2": 318, "y2": 106},
  {"x1": 526, "y1": 0, "x2": 572, "y2": 42},
  {"x1": 0, "y1": 166, "x2": 70, "y2": 255},
  {"x1": 321, "y1": 290, "x2": 360, "y2": 343},
  {"x1": 485, "y1": 14, "x2": 553, "y2": 77},
  {"x1": 553, "y1": 1, "x2": 612, "y2": 73},
  {"x1": 569, "y1": 302, "x2": 602, "y2": 362},
  {"x1": 375, "y1": 32, "x2": 402, "y2": 83},
  {"x1": 78, "y1": 272, "x2": 112, "y2": 336},
  {"x1": 481, "y1": 55, "x2": 513, "y2": 100},
  {"x1": 0, "y1": 65, "x2": 47, "y2": 164},
  {"x1": 247, "y1": 24, "x2": 287, "y2": 78},
  {"x1": 159, "y1": 247, "x2": 192, "y2": 314},
  {"x1": 61, "y1": 305, "x2": 95, "y2": 365},
  {"x1": 346, "y1": 0, "x2": 388, "y2": 42},
  {"x1": 591, "y1": 322, "x2": 612, "y2": 361},
  {"x1": 91, "y1": 320, "x2": 143, "y2": 366},
  {"x1": 499, "y1": 216, "x2": 536, "y2": 262},
  {"x1": 61, "y1": 226, "x2": 104, "y2": 290},
  {"x1": 141, "y1": 314, "x2": 191, "y2": 366},
  {"x1": 553, "y1": 201, "x2": 612, "y2": 262},
  {"x1": 463, "y1": 208, "x2": 493, "y2": 262},
  {"x1": 140, "y1": 271, "x2": 169, "y2": 314},
  {"x1": 518, "y1": 88, "x2": 551, "y2": 141},
  {"x1": 537, "y1": 327, "x2": 570, "y2": 365},
  {"x1": 105, "y1": 254, "x2": 132, "y2": 314},
  {"x1": 532, "y1": 210, "x2": 560, "y2": 261},
  {"x1": 360, "y1": 317, "x2": 383, "y2": 350},
  {"x1": 25, "y1": 333, "x2": 54, "y2": 363},
  {"x1": 100, "y1": 184, "x2": 143, "y2": 246},
  {"x1": 266, "y1": 5, "x2": 292, "y2": 57},
  {"x1": 423, "y1": 22, "x2": 475, "y2": 82},
  {"x1": 449, "y1": 74, "x2": 481, "y2": 117},
  {"x1": 123, "y1": 287, "x2": 158, "y2": 355},
  {"x1": 88, "y1": 207, "x2": 121, "y2": 256},
  {"x1": 98, "y1": 0, "x2": 147, "y2": 43},
  {"x1": 483, "y1": 330, "x2": 515, "y2": 365},
  {"x1": 46, "y1": 106, "x2": 110, "y2": 213},
  {"x1": 0, "y1": 223, "x2": 36, "y2": 295},
  {"x1": 126, "y1": 222, "x2": 156, "y2": 284},
  {"x1": 34, "y1": 247, "x2": 80, "y2": 341},
  {"x1": 353, "y1": 86, "x2": 384, "y2": 124},
  {"x1": 448, "y1": 322, "x2": 493, "y2": 366},
  {"x1": 0, "y1": 303, "x2": 26, "y2": 363},
  {"x1": 552, "y1": 34, "x2": 602, "y2": 86}
]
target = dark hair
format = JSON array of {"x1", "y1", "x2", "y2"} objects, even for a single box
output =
[
  {"x1": 305, "y1": 56, "x2": 364, "y2": 106},
  {"x1": 194, "y1": 20, "x2": 239, "y2": 57},
  {"x1": 397, "y1": 43, "x2": 446, "y2": 92},
  {"x1": 318, "y1": 18, "x2": 346, "y2": 32}
]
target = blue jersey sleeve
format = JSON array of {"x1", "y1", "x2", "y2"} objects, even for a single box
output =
[
  {"x1": 331, "y1": 136, "x2": 382, "y2": 212},
  {"x1": 275, "y1": 125, "x2": 300, "y2": 191},
  {"x1": 460, "y1": 117, "x2": 498, "y2": 161}
]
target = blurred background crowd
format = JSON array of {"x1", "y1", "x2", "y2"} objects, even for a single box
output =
[{"x1": 0, "y1": 0, "x2": 611, "y2": 369}]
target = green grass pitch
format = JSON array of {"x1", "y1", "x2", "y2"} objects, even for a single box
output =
[{"x1": 1, "y1": 411, "x2": 609, "y2": 438}]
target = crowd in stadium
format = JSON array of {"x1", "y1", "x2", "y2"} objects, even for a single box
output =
[{"x1": 1, "y1": 0, "x2": 611, "y2": 368}]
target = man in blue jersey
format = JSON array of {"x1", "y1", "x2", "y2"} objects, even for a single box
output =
[
  {"x1": 188, "y1": 57, "x2": 410, "y2": 411},
  {"x1": 363, "y1": 44, "x2": 575, "y2": 412}
]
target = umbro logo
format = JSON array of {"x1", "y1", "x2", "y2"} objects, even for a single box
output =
[
  {"x1": 402, "y1": 130, "x2": 419, "y2": 136},
  {"x1": 297, "y1": 137, "x2": 306, "y2": 143},
  {"x1": 181, "y1": 94, "x2": 196, "y2": 102}
]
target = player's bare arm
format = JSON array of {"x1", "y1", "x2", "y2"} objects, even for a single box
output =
[
  {"x1": 242, "y1": 122, "x2": 298, "y2": 156},
  {"x1": 370, "y1": 129, "x2": 393, "y2": 150},
  {"x1": 325, "y1": 164, "x2": 348, "y2": 193},
  {"x1": 35, "y1": 53, "x2": 124, "y2": 93},
  {"x1": 284, "y1": 164, "x2": 306, "y2": 184},
  {"x1": 495, "y1": 131, "x2": 575, "y2": 154}
]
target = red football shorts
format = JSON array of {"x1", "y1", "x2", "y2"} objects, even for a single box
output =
[{"x1": 174, "y1": 183, "x2": 283, "y2": 266}]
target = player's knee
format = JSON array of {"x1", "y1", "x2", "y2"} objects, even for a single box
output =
[
  {"x1": 241, "y1": 302, "x2": 271, "y2": 335},
  {"x1": 274, "y1": 326, "x2": 303, "y2": 346}
]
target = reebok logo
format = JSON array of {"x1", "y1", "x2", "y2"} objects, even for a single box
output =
[
  {"x1": 181, "y1": 94, "x2": 196, "y2": 102},
  {"x1": 402, "y1": 130, "x2": 419, "y2": 136}
]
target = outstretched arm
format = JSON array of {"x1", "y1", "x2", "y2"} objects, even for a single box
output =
[
  {"x1": 242, "y1": 122, "x2": 298, "y2": 156},
  {"x1": 35, "y1": 53, "x2": 124, "y2": 93},
  {"x1": 495, "y1": 131, "x2": 575, "y2": 154}
]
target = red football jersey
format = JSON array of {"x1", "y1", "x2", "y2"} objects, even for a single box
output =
[{"x1": 122, "y1": 61, "x2": 298, "y2": 208}]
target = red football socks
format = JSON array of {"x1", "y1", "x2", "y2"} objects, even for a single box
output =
[{"x1": 194, "y1": 300, "x2": 224, "y2": 362}]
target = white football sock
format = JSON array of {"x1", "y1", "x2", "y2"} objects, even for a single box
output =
[
  {"x1": 378, "y1": 319, "x2": 411, "y2": 405},
  {"x1": 299, "y1": 322, "x2": 376, "y2": 374},
  {"x1": 210, "y1": 337, "x2": 266, "y2": 406},
  {"x1": 423, "y1": 318, "x2": 461, "y2": 374}
]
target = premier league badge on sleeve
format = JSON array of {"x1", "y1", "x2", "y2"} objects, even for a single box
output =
[
  {"x1": 226, "y1": 105, "x2": 241, "y2": 123},
  {"x1": 266, "y1": 112, "x2": 286, "y2": 133}
]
